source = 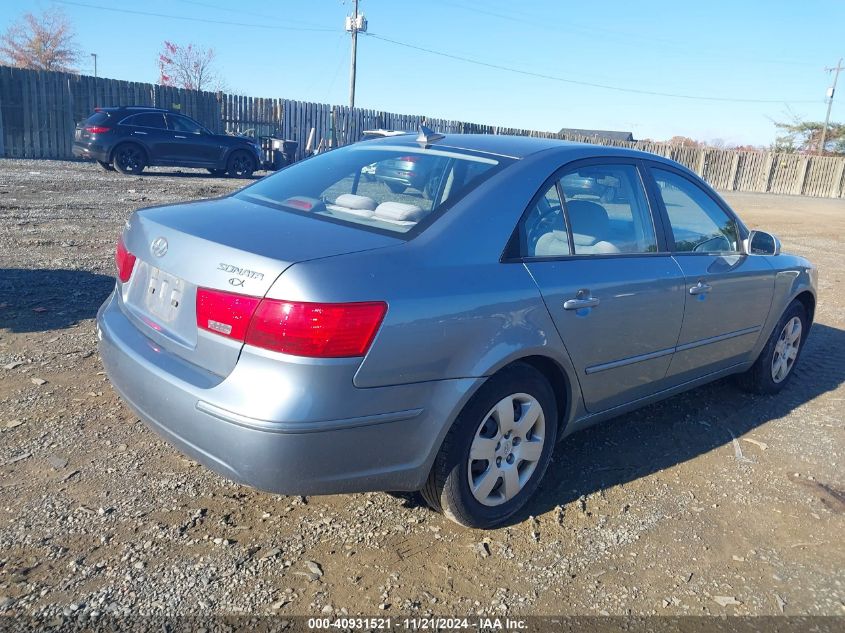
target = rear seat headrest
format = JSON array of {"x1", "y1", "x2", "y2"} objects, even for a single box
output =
[
  {"x1": 335, "y1": 194, "x2": 377, "y2": 211},
  {"x1": 374, "y1": 201, "x2": 426, "y2": 223}
]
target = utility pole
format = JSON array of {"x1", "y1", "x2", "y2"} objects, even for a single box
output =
[
  {"x1": 91, "y1": 53, "x2": 98, "y2": 79},
  {"x1": 345, "y1": 0, "x2": 367, "y2": 110},
  {"x1": 819, "y1": 58, "x2": 843, "y2": 154}
]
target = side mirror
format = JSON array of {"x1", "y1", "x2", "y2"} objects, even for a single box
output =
[{"x1": 745, "y1": 230, "x2": 781, "y2": 256}]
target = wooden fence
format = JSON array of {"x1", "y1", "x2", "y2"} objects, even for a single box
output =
[{"x1": 1, "y1": 65, "x2": 843, "y2": 198}]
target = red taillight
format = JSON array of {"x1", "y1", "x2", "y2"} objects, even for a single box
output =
[
  {"x1": 246, "y1": 300, "x2": 387, "y2": 358},
  {"x1": 115, "y1": 236, "x2": 136, "y2": 283},
  {"x1": 195, "y1": 289, "x2": 387, "y2": 358},
  {"x1": 85, "y1": 126, "x2": 111, "y2": 133},
  {"x1": 398, "y1": 155, "x2": 420, "y2": 163},
  {"x1": 196, "y1": 288, "x2": 261, "y2": 341}
]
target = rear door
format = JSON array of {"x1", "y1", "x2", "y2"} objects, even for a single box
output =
[
  {"x1": 163, "y1": 114, "x2": 220, "y2": 166},
  {"x1": 645, "y1": 164, "x2": 774, "y2": 382},
  {"x1": 121, "y1": 112, "x2": 170, "y2": 162},
  {"x1": 523, "y1": 160, "x2": 686, "y2": 413}
]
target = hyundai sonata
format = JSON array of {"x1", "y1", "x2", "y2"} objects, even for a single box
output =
[{"x1": 97, "y1": 129, "x2": 816, "y2": 528}]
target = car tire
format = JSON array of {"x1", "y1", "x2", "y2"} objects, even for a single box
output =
[
  {"x1": 421, "y1": 362, "x2": 558, "y2": 528},
  {"x1": 207, "y1": 168, "x2": 227, "y2": 177},
  {"x1": 227, "y1": 151, "x2": 255, "y2": 178},
  {"x1": 97, "y1": 160, "x2": 114, "y2": 172},
  {"x1": 112, "y1": 143, "x2": 146, "y2": 175},
  {"x1": 385, "y1": 181, "x2": 407, "y2": 194},
  {"x1": 736, "y1": 299, "x2": 807, "y2": 395}
]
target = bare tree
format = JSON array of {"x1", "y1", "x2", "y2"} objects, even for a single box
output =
[
  {"x1": 0, "y1": 8, "x2": 80, "y2": 72},
  {"x1": 158, "y1": 41, "x2": 226, "y2": 91}
]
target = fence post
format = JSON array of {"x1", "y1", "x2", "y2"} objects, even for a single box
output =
[
  {"x1": 728, "y1": 153, "x2": 739, "y2": 190},
  {"x1": 793, "y1": 157, "x2": 810, "y2": 196},
  {"x1": 695, "y1": 149, "x2": 706, "y2": 176},
  {"x1": 832, "y1": 160, "x2": 845, "y2": 198},
  {"x1": 760, "y1": 153, "x2": 775, "y2": 193}
]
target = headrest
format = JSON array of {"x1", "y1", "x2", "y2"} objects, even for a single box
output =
[
  {"x1": 335, "y1": 194, "x2": 377, "y2": 211},
  {"x1": 567, "y1": 200, "x2": 609, "y2": 237},
  {"x1": 374, "y1": 201, "x2": 426, "y2": 223}
]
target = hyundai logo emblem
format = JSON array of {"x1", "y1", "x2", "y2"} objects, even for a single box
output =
[{"x1": 150, "y1": 237, "x2": 168, "y2": 257}]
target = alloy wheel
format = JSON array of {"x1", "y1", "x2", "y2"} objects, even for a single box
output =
[
  {"x1": 771, "y1": 316, "x2": 802, "y2": 383},
  {"x1": 467, "y1": 393, "x2": 545, "y2": 507}
]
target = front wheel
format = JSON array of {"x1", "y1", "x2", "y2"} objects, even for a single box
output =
[
  {"x1": 227, "y1": 151, "x2": 255, "y2": 178},
  {"x1": 736, "y1": 299, "x2": 808, "y2": 394},
  {"x1": 421, "y1": 363, "x2": 558, "y2": 528},
  {"x1": 112, "y1": 143, "x2": 146, "y2": 175}
]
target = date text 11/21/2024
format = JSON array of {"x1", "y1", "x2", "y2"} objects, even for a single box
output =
[{"x1": 307, "y1": 617, "x2": 529, "y2": 630}]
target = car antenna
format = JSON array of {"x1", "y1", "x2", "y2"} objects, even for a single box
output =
[{"x1": 416, "y1": 124, "x2": 445, "y2": 146}]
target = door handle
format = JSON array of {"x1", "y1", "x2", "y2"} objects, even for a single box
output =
[
  {"x1": 174, "y1": 135, "x2": 187, "y2": 139},
  {"x1": 564, "y1": 298, "x2": 600, "y2": 310},
  {"x1": 564, "y1": 289, "x2": 600, "y2": 310},
  {"x1": 689, "y1": 281, "x2": 712, "y2": 295},
  {"x1": 133, "y1": 131, "x2": 148, "y2": 135}
]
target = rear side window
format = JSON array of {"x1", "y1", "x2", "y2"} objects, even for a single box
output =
[
  {"x1": 84, "y1": 111, "x2": 110, "y2": 126},
  {"x1": 652, "y1": 168, "x2": 739, "y2": 253},
  {"x1": 524, "y1": 183, "x2": 570, "y2": 257},
  {"x1": 123, "y1": 113, "x2": 166, "y2": 129},
  {"x1": 236, "y1": 144, "x2": 510, "y2": 236},
  {"x1": 560, "y1": 164, "x2": 657, "y2": 255}
]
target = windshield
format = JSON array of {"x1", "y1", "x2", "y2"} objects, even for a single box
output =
[{"x1": 236, "y1": 143, "x2": 511, "y2": 236}]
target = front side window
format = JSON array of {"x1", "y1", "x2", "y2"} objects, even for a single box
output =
[
  {"x1": 236, "y1": 144, "x2": 509, "y2": 236},
  {"x1": 168, "y1": 115, "x2": 205, "y2": 134},
  {"x1": 560, "y1": 164, "x2": 657, "y2": 255},
  {"x1": 124, "y1": 113, "x2": 166, "y2": 129},
  {"x1": 652, "y1": 168, "x2": 739, "y2": 253}
]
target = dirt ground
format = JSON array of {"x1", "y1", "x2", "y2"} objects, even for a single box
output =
[{"x1": 0, "y1": 160, "x2": 843, "y2": 623}]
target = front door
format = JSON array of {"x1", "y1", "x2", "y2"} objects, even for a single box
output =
[
  {"x1": 647, "y1": 166, "x2": 775, "y2": 382},
  {"x1": 523, "y1": 161, "x2": 686, "y2": 412},
  {"x1": 163, "y1": 114, "x2": 219, "y2": 166}
]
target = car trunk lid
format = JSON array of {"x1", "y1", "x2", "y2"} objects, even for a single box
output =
[{"x1": 119, "y1": 196, "x2": 401, "y2": 376}]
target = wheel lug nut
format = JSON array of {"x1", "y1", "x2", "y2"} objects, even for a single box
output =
[
  {"x1": 506, "y1": 454, "x2": 514, "y2": 464},
  {"x1": 496, "y1": 457, "x2": 501, "y2": 467}
]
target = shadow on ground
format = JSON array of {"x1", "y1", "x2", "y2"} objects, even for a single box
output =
[
  {"x1": 0, "y1": 268, "x2": 114, "y2": 333},
  {"x1": 514, "y1": 322, "x2": 845, "y2": 523}
]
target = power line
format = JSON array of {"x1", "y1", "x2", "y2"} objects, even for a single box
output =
[
  {"x1": 363, "y1": 32, "x2": 822, "y2": 105},
  {"x1": 171, "y1": 0, "x2": 330, "y2": 31},
  {"x1": 53, "y1": 0, "x2": 339, "y2": 32},
  {"x1": 430, "y1": 0, "x2": 820, "y2": 68}
]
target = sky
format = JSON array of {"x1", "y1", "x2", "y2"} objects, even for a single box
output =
[{"x1": 1, "y1": 0, "x2": 842, "y2": 146}]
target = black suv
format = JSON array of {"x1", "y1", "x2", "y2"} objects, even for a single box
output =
[{"x1": 72, "y1": 107, "x2": 264, "y2": 178}]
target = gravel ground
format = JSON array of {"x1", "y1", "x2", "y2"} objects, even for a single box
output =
[{"x1": 0, "y1": 159, "x2": 843, "y2": 623}]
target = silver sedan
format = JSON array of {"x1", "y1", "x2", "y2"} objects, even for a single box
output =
[{"x1": 97, "y1": 130, "x2": 817, "y2": 528}]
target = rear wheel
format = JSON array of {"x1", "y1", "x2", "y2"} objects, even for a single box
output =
[
  {"x1": 227, "y1": 151, "x2": 255, "y2": 178},
  {"x1": 97, "y1": 160, "x2": 114, "y2": 172},
  {"x1": 421, "y1": 363, "x2": 558, "y2": 528},
  {"x1": 736, "y1": 299, "x2": 807, "y2": 394},
  {"x1": 112, "y1": 143, "x2": 146, "y2": 175}
]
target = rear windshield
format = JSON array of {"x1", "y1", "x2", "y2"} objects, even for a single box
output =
[
  {"x1": 84, "y1": 111, "x2": 111, "y2": 125},
  {"x1": 236, "y1": 143, "x2": 511, "y2": 236}
]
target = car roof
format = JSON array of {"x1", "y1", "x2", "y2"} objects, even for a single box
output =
[{"x1": 362, "y1": 132, "x2": 659, "y2": 162}]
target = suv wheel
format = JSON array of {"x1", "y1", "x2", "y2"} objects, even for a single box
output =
[
  {"x1": 736, "y1": 299, "x2": 807, "y2": 394},
  {"x1": 422, "y1": 363, "x2": 558, "y2": 528},
  {"x1": 112, "y1": 143, "x2": 146, "y2": 175},
  {"x1": 227, "y1": 151, "x2": 255, "y2": 178}
]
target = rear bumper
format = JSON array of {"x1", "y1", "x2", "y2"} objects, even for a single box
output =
[
  {"x1": 96, "y1": 290, "x2": 476, "y2": 495},
  {"x1": 73, "y1": 141, "x2": 109, "y2": 162}
]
